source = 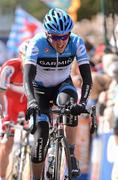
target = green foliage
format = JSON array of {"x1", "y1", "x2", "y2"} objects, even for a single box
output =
[
  {"x1": 23, "y1": 0, "x2": 49, "y2": 21},
  {"x1": 78, "y1": 0, "x2": 118, "y2": 20},
  {"x1": 0, "y1": 0, "x2": 16, "y2": 13},
  {"x1": 78, "y1": 0, "x2": 102, "y2": 20},
  {"x1": 0, "y1": 0, "x2": 49, "y2": 21}
]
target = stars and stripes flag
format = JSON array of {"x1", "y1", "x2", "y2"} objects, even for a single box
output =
[{"x1": 7, "y1": 7, "x2": 44, "y2": 58}]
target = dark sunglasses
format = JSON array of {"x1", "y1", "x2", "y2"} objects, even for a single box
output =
[{"x1": 49, "y1": 33, "x2": 70, "y2": 41}]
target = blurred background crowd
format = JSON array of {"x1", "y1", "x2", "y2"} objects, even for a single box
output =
[{"x1": 0, "y1": 0, "x2": 118, "y2": 180}]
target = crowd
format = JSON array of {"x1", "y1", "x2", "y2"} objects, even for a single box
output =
[{"x1": 0, "y1": 7, "x2": 118, "y2": 180}]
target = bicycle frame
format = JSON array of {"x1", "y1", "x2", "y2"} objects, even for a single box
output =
[
  {"x1": 42, "y1": 107, "x2": 73, "y2": 180},
  {"x1": 41, "y1": 104, "x2": 97, "y2": 180}
]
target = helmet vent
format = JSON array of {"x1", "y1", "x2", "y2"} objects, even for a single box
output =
[
  {"x1": 67, "y1": 15, "x2": 70, "y2": 21},
  {"x1": 52, "y1": 9, "x2": 55, "y2": 16},
  {"x1": 63, "y1": 16, "x2": 66, "y2": 22},
  {"x1": 57, "y1": 12, "x2": 61, "y2": 18},
  {"x1": 47, "y1": 24, "x2": 53, "y2": 30},
  {"x1": 52, "y1": 23, "x2": 56, "y2": 29},
  {"x1": 53, "y1": 17, "x2": 57, "y2": 23},
  {"x1": 47, "y1": 15, "x2": 51, "y2": 21},
  {"x1": 59, "y1": 19, "x2": 63, "y2": 31}
]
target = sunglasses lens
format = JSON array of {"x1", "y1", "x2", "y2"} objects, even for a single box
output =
[{"x1": 51, "y1": 34, "x2": 69, "y2": 41}]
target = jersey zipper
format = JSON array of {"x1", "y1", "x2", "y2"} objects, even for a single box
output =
[{"x1": 56, "y1": 52, "x2": 59, "y2": 70}]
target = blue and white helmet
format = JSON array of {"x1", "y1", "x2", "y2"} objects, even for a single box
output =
[{"x1": 43, "y1": 8, "x2": 73, "y2": 34}]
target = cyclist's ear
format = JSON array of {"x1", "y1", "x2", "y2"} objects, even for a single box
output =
[{"x1": 46, "y1": 32, "x2": 51, "y2": 41}]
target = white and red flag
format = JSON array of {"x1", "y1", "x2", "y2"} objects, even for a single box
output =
[{"x1": 7, "y1": 7, "x2": 44, "y2": 58}]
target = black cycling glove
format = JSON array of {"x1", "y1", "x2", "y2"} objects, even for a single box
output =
[
  {"x1": 26, "y1": 99, "x2": 39, "y2": 120},
  {"x1": 70, "y1": 103, "x2": 86, "y2": 116}
]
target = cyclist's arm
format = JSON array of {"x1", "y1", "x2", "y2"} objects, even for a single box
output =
[
  {"x1": 79, "y1": 63, "x2": 92, "y2": 104},
  {"x1": 9, "y1": 84, "x2": 25, "y2": 94},
  {"x1": 74, "y1": 36, "x2": 92, "y2": 104},
  {"x1": 0, "y1": 65, "x2": 25, "y2": 94},
  {"x1": 23, "y1": 63, "x2": 36, "y2": 101}
]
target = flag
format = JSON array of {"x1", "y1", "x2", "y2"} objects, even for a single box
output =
[{"x1": 7, "y1": 7, "x2": 44, "y2": 58}]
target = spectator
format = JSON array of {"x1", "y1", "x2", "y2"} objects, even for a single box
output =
[{"x1": 97, "y1": 54, "x2": 118, "y2": 132}]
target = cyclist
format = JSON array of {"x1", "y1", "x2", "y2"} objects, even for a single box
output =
[
  {"x1": 24, "y1": 8, "x2": 92, "y2": 180},
  {"x1": 0, "y1": 41, "x2": 28, "y2": 180}
]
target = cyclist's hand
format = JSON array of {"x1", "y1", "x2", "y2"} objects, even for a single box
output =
[
  {"x1": 26, "y1": 99, "x2": 39, "y2": 120},
  {"x1": 70, "y1": 103, "x2": 86, "y2": 116}
]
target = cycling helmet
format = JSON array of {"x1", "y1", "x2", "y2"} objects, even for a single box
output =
[{"x1": 43, "y1": 8, "x2": 73, "y2": 34}]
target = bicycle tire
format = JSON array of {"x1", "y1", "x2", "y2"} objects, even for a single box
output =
[
  {"x1": 54, "y1": 140, "x2": 61, "y2": 180},
  {"x1": 54, "y1": 137, "x2": 72, "y2": 180},
  {"x1": 41, "y1": 142, "x2": 53, "y2": 180}
]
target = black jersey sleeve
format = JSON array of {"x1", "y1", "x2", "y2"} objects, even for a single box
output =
[
  {"x1": 23, "y1": 64, "x2": 36, "y2": 102},
  {"x1": 79, "y1": 63, "x2": 92, "y2": 104}
]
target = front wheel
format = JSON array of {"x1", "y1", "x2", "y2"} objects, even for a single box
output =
[
  {"x1": 41, "y1": 143, "x2": 55, "y2": 180},
  {"x1": 54, "y1": 137, "x2": 72, "y2": 180}
]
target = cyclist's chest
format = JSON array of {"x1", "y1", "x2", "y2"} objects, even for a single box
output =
[{"x1": 37, "y1": 46, "x2": 75, "y2": 69}]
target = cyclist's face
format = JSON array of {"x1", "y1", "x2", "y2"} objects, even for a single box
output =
[{"x1": 47, "y1": 33, "x2": 70, "y2": 53}]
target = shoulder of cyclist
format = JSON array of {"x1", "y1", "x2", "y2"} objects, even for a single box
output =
[{"x1": 0, "y1": 58, "x2": 22, "y2": 91}]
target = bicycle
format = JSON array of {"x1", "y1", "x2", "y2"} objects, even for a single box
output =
[
  {"x1": 1, "y1": 116, "x2": 33, "y2": 180},
  {"x1": 31, "y1": 99, "x2": 97, "y2": 180}
]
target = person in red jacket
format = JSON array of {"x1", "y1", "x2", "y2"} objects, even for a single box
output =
[{"x1": 0, "y1": 40, "x2": 28, "y2": 180}]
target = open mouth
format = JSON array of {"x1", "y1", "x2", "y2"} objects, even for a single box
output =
[{"x1": 57, "y1": 45, "x2": 64, "y2": 49}]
